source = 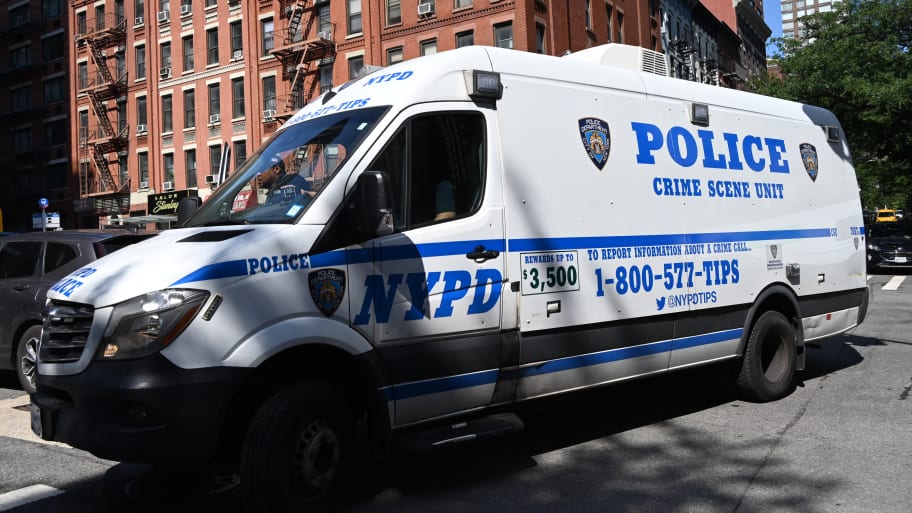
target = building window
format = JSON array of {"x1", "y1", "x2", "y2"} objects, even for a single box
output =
[
  {"x1": 164, "y1": 153, "x2": 175, "y2": 183},
  {"x1": 205, "y1": 0, "x2": 216, "y2": 7},
  {"x1": 116, "y1": 50, "x2": 126, "y2": 80},
  {"x1": 262, "y1": 76, "x2": 276, "y2": 111},
  {"x1": 135, "y1": 0, "x2": 145, "y2": 21},
  {"x1": 137, "y1": 96, "x2": 147, "y2": 125},
  {"x1": 387, "y1": 47, "x2": 402, "y2": 65},
  {"x1": 456, "y1": 30, "x2": 473, "y2": 47},
  {"x1": 43, "y1": 34, "x2": 65, "y2": 62},
  {"x1": 318, "y1": 5, "x2": 331, "y2": 33},
  {"x1": 117, "y1": 99, "x2": 127, "y2": 133},
  {"x1": 348, "y1": 55, "x2": 363, "y2": 79},
  {"x1": 77, "y1": 61, "x2": 88, "y2": 89},
  {"x1": 76, "y1": 11, "x2": 87, "y2": 34},
  {"x1": 206, "y1": 28, "x2": 219, "y2": 65},
  {"x1": 43, "y1": 77, "x2": 64, "y2": 104},
  {"x1": 261, "y1": 18, "x2": 274, "y2": 56},
  {"x1": 606, "y1": 5, "x2": 613, "y2": 42},
  {"x1": 161, "y1": 41, "x2": 171, "y2": 68},
  {"x1": 536, "y1": 23, "x2": 545, "y2": 53},
  {"x1": 420, "y1": 39, "x2": 436, "y2": 56},
  {"x1": 617, "y1": 11, "x2": 624, "y2": 44},
  {"x1": 182, "y1": 36, "x2": 194, "y2": 71},
  {"x1": 114, "y1": 0, "x2": 125, "y2": 24},
  {"x1": 348, "y1": 0, "x2": 362, "y2": 34},
  {"x1": 118, "y1": 155, "x2": 128, "y2": 186},
  {"x1": 232, "y1": 77, "x2": 245, "y2": 118},
  {"x1": 185, "y1": 149, "x2": 197, "y2": 186},
  {"x1": 139, "y1": 152, "x2": 149, "y2": 184},
  {"x1": 12, "y1": 86, "x2": 30, "y2": 111},
  {"x1": 184, "y1": 89, "x2": 195, "y2": 129},
  {"x1": 208, "y1": 82, "x2": 220, "y2": 120},
  {"x1": 234, "y1": 140, "x2": 246, "y2": 169},
  {"x1": 45, "y1": 119, "x2": 66, "y2": 147},
  {"x1": 494, "y1": 22, "x2": 513, "y2": 49},
  {"x1": 316, "y1": 65, "x2": 332, "y2": 94},
  {"x1": 13, "y1": 127, "x2": 32, "y2": 154},
  {"x1": 136, "y1": 45, "x2": 146, "y2": 79},
  {"x1": 386, "y1": 0, "x2": 400, "y2": 25},
  {"x1": 455, "y1": 0, "x2": 471, "y2": 8},
  {"x1": 95, "y1": 5, "x2": 106, "y2": 30},
  {"x1": 162, "y1": 94, "x2": 173, "y2": 132},
  {"x1": 209, "y1": 145, "x2": 221, "y2": 175},
  {"x1": 159, "y1": 0, "x2": 169, "y2": 20},
  {"x1": 230, "y1": 21, "x2": 243, "y2": 57},
  {"x1": 11, "y1": 45, "x2": 31, "y2": 69}
]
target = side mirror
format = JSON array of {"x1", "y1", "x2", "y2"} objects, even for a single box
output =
[
  {"x1": 177, "y1": 196, "x2": 202, "y2": 226},
  {"x1": 356, "y1": 171, "x2": 394, "y2": 236}
]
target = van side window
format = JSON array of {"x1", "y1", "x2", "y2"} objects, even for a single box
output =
[
  {"x1": 368, "y1": 111, "x2": 485, "y2": 231},
  {"x1": 44, "y1": 243, "x2": 78, "y2": 274},
  {"x1": 0, "y1": 242, "x2": 42, "y2": 279}
]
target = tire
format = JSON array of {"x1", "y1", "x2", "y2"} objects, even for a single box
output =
[
  {"x1": 16, "y1": 325, "x2": 41, "y2": 395},
  {"x1": 736, "y1": 310, "x2": 797, "y2": 402},
  {"x1": 240, "y1": 381, "x2": 352, "y2": 513}
]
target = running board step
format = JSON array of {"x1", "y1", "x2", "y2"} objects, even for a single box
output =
[{"x1": 399, "y1": 413, "x2": 524, "y2": 452}]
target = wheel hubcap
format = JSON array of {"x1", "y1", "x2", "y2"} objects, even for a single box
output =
[
  {"x1": 20, "y1": 335, "x2": 39, "y2": 390},
  {"x1": 293, "y1": 418, "x2": 340, "y2": 497}
]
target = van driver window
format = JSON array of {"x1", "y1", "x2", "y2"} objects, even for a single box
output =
[{"x1": 367, "y1": 112, "x2": 485, "y2": 231}]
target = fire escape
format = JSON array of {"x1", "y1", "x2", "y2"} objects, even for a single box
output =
[
  {"x1": 270, "y1": 0, "x2": 336, "y2": 121},
  {"x1": 76, "y1": 13, "x2": 130, "y2": 202}
]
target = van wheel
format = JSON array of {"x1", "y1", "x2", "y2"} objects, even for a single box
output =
[
  {"x1": 240, "y1": 381, "x2": 351, "y2": 513},
  {"x1": 16, "y1": 326, "x2": 41, "y2": 395},
  {"x1": 736, "y1": 311, "x2": 797, "y2": 402}
]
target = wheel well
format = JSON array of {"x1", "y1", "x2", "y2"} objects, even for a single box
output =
[
  {"x1": 215, "y1": 344, "x2": 385, "y2": 465},
  {"x1": 742, "y1": 284, "x2": 802, "y2": 355}
]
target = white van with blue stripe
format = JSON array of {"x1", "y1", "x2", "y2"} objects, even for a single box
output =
[{"x1": 33, "y1": 44, "x2": 868, "y2": 511}]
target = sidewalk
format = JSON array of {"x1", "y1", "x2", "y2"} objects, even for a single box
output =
[{"x1": 0, "y1": 393, "x2": 65, "y2": 447}]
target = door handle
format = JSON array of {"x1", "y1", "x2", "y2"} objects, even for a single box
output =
[
  {"x1": 466, "y1": 245, "x2": 500, "y2": 262},
  {"x1": 13, "y1": 285, "x2": 31, "y2": 292}
]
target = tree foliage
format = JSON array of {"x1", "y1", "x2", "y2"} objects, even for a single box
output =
[{"x1": 749, "y1": 0, "x2": 912, "y2": 210}]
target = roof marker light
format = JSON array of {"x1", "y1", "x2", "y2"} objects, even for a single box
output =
[{"x1": 465, "y1": 70, "x2": 503, "y2": 100}]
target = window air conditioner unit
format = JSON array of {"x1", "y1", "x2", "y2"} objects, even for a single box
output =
[
  {"x1": 209, "y1": 113, "x2": 220, "y2": 124},
  {"x1": 139, "y1": 181, "x2": 149, "y2": 189},
  {"x1": 160, "y1": 66, "x2": 171, "y2": 79},
  {"x1": 263, "y1": 109, "x2": 276, "y2": 120},
  {"x1": 136, "y1": 123, "x2": 147, "y2": 134},
  {"x1": 180, "y1": 4, "x2": 192, "y2": 15},
  {"x1": 163, "y1": 181, "x2": 174, "y2": 191},
  {"x1": 134, "y1": 16, "x2": 144, "y2": 25},
  {"x1": 418, "y1": 2, "x2": 434, "y2": 15},
  {"x1": 232, "y1": 49, "x2": 243, "y2": 60},
  {"x1": 157, "y1": 10, "x2": 170, "y2": 23},
  {"x1": 205, "y1": 174, "x2": 216, "y2": 184},
  {"x1": 317, "y1": 30, "x2": 332, "y2": 41}
]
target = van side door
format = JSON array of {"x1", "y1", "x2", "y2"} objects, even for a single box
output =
[{"x1": 347, "y1": 106, "x2": 507, "y2": 426}]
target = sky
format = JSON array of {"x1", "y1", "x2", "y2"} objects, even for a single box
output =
[{"x1": 764, "y1": 0, "x2": 783, "y2": 57}]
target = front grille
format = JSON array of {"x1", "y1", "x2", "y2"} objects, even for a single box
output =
[{"x1": 40, "y1": 301, "x2": 95, "y2": 363}]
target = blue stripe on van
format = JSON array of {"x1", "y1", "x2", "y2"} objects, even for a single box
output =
[
  {"x1": 385, "y1": 329, "x2": 743, "y2": 402},
  {"x1": 169, "y1": 228, "x2": 830, "y2": 285}
]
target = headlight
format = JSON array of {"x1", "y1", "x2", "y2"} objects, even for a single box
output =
[
  {"x1": 867, "y1": 243, "x2": 880, "y2": 251},
  {"x1": 97, "y1": 289, "x2": 209, "y2": 360}
]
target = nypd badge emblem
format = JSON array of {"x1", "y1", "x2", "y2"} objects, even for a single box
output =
[
  {"x1": 579, "y1": 118, "x2": 611, "y2": 170},
  {"x1": 800, "y1": 143, "x2": 818, "y2": 182},
  {"x1": 309, "y1": 268, "x2": 346, "y2": 317}
]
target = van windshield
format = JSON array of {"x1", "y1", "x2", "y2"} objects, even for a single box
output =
[{"x1": 187, "y1": 106, "x2": 388, "y2": 226}]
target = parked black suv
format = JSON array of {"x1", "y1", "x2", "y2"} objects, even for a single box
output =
[{"x1": 0, "y1": 230, "x2": 155, "y2": 393}]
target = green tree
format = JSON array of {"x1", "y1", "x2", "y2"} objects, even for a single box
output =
[{"x1": 750, "y1": 0, "x2": 912, "y2": 211}]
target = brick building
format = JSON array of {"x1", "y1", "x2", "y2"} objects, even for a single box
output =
[
  {"x1": 33, "y1": 0, "x2": 763, "y2": 229},
  {"x1": 0, "y1": 0, "x2": 72, "y2": 232}
]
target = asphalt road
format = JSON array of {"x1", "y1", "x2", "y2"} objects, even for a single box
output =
[{"x1": 1, "y1": 272, "x2": 910, "y2": 513}]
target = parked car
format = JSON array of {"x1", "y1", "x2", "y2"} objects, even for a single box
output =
[
  {"x1": 866, "y1": 222, "x2": 912, "y2": 272},
  {"x1": 0, "y1": 230, "x2": 156, "y2": 393}
]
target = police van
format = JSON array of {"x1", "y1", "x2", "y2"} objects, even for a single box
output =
[{"x1": 32, "y1": 44, "x2": 868, "y2": 510}]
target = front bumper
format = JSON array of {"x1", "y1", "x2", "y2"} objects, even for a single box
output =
[{"x1": 31, "y1": 354, "x2": 250, "y2": 464}]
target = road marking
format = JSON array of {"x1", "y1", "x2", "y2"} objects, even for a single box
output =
[
  {"x1": 882, "y1": 276, "x2": 906, "y2": 291},
  {"x1": 0, "y1": 484, "x2": 64, "y2": 511}
]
